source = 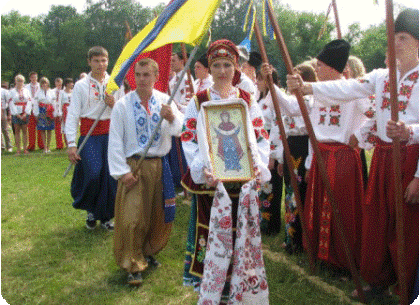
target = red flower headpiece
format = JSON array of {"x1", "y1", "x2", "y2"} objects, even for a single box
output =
[{"x1": 207, "y1": 39, "x2": 239, "y2": 66}]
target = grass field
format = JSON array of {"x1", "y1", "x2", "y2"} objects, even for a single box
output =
[{"x1": 1, "y1": 148, "x2": 400, "y2": 305}]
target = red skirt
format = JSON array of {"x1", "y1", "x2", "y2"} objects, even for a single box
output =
[
  {"x1": 304, "y1": 142, "x2": 364, "y2": 270},
  {"x1": 360, "y1": 139, "x2": 419, "y2": 294}
]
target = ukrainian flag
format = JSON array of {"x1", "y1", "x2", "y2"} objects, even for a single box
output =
[
  {"x1": 242, "y1": 0, "x2": 256, "y2": 40},
  {"x1": 262, "y1": 0, "x2": 275, "y2": 40},
  {"x1": 106, "y1": 0, "x2": 221, "y2": 94}
]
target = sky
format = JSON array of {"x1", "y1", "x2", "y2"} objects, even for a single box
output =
[{"x1": 0, "y1": 0, "x2": 418, "y2": 35}]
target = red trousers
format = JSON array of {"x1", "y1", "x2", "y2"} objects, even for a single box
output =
[
  {"x1": 54, "y1": 117, "x2": 64, "y2": 149},
  {"x1": 27, "y1": 114, "x2": 43, "y2": 150},
  {"x1": 303, "y1": 143, "x2": 364, "y2": 270},
  {"x1": 360, "y1": 141, "x2": 419, "y2": 295}
]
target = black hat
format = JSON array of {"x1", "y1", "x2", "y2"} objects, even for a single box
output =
[
  {"x1": 316, "y1": 39, "x2": 350, "y2": 73},
  {"x1": 248, "y1": 51, "x2": 262, "y2": 69},
  {"x1": 395, "y1": 8, "x2": 419, "y2": 40},
  {"x1": 196, "y1": 53, "x2": 209, "y2": 68}
]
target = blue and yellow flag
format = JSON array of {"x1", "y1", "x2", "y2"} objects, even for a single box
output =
[
  {"x1": 106, "y1": 0, "x2": 221, "y2": 94},
  {"x1": 262, "y1": 0, "x2": 275, "y2": 40},
  {"x1": 242, "y1": 0, "x2": 256, "y2": 40}
]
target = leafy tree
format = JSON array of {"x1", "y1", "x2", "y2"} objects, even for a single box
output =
[
  {"x1": 84, "y1": 0, "x2": 154, "y2": 69},
  {"x1": 254, "y1": 4, "x2": 334, "y2": 86},
  {"x1": 1, "y1": 11, "x2": 49, "y2": 82},
  {"x1": 53, "y1": 16, "x2": 90, "y2": 80},
  {"x1": 42, "y1": 5, "x2": 83, "y2": 80},
  {"x1": 351, "y1": 23, "x2": 387, "y2": 72}
]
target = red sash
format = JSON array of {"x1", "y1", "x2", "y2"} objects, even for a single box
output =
[{"x1": 80, "y1": 118, "x2": 110, "y2": 136}]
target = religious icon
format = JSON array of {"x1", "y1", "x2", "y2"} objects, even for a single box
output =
[{"x1": 202, "y1": 99, "x2": 255, "y2": 182}]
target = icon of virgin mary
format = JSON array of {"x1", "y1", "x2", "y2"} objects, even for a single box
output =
[{"x1": 214, "y1": 111, "x2": 244, "y2": 172}]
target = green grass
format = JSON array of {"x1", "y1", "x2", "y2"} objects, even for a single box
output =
[{"x1": 1, "y1": 148, "x2": 399, "y2": 304}]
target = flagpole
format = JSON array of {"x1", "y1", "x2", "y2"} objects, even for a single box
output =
[
  {"x1": 63, "y1": 104, "x2": 108, "y2": 178},
  {"x1": 129, "y1": 44, "x2": 200, "y2": 179},
  {"x1": 317, "y1": 2, "x2": 332, "y2": 40},
  {"x1": 253, "y1": 18, "x2": 317, "y2": 275},
  {"x1": 385, "y1": 1, "x2": 408, "y2": 304},
  {"x1": 331, "y1": 0, "x2": 342, "y2": 39},
  {"x1": 264, "y1": 2, "x2": 366, "y2": 302},
  {"x1": 177, "y1": 43, "x2": 196, "y2": 196}
]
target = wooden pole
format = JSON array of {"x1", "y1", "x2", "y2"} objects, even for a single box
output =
[
  {"x1": 179, "y1": 43, "x2": 196, "y2": 196},
  {"x1": 181, "y1": 43, "x2": 196, "y2": 95},
  {"x1": 254, "y1": 19, "x2": 317, "y2": 274},
  {"x1": 385, "y1": 1, "x2": 408, "y2": 304},
  {"x1": 265, "y1": 2, "x2": 366, "y2": 302},
  {"x1": 331, "y1": 0, "x2": 342, "y2": 39}
]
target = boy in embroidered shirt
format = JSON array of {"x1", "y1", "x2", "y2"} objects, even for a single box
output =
[
  {"x1": 65, "y1": 46, "x2": 117, "y2": 231},
  {"x1": 108, "y1": 58, "x2": 183, "y2": 285}
]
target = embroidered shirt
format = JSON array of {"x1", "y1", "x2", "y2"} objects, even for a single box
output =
[
  {"x1": 312, "y1": 67, "x2": 419, "y2": 145},
  {"x1": 108, "y1": 89, "x2": 184, "y2": 180},
  {"x1": 169, "y1": 71, "x2": 196, "y2": 114},
  {"x1": 236, "y1": 72, "x2": 256, "y2": 99},
  {"x1": 33, "y1": 89, "x2": 55, "y2": 117},
  {"x1": 8, "y1": 87, "x2": 32, "y2": 116},
  {"x1": 51, "y1": 88, "x2": 62, "y2": 117},
  {"x1": 265, "y1": 81, "x2": 375, "y2": 168},
  {"x1": 65, "y1": 72, "x2": 113, "y2": 147},
  {"x1": 194, "y1": 75, "x2": 214, "y2": 93},
  {"x1": 25, "y1": 82, "x2": 40, "y2": 99},
  {"x1": 60, "y1": 90, "x2": 72, "y2": 108}
]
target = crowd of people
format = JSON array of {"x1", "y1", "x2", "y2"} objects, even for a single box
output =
[
  {"x1": 2, "y1": 7, "x2": 418, "y2": 305},
  {"x1": 1, "y1": 72, "x2": 78, "y2": 154}
]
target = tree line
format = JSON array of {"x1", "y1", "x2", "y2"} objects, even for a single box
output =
[{"x1": 1, "y1": 0, "x2": 393, "y2": 86}]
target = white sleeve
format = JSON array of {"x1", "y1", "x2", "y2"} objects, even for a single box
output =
[
  {"x1": 312, "y1": 70, "x2": 382, "y2": 105},
  {"x1": 269, "y1": 123, "x2": 284, "y2": 164},
  {"x1": 161, "y1": 99, "x2": 184, "y2": 137},
  {"x1": 25, "y1": 95, "x2": 33, "y2": 116},
  {"x1": 353, "y1": 97, "x2": 377, "y2": 150},
  {"x1": 249, "y1": 100, "x2": 271, "y2": 184},
  {"x1": 181, "y1": 98, "x2": 206, "y2": 184},
  {"x1": 65, "y1": 83, "x2": 83, "y2": 147},
  {"x1": 8, "y1": 95, "x2": 17, "y2": 116},
  {"x1": 33, "y1": 92, "x2": 40, "y2": 117},
  {"x1": 108, "y1": 101, "x2": 130, "y2": 180},
  {"x1": 305, "y1": 141, "x2": 314, "y2": 170},
  {"x1": 408, "y1": 124, "x2": 419, "y2": 145}
]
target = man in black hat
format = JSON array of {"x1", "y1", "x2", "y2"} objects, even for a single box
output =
[
  {"x1": 288, "y1": 8, "x2": 419, "y2": 302},
  {"x1": 263, "y1": 38, "x2": 375, "y2": 273},
  {"x1": 295, "y1": 39, "x2": 375, "y2": 274}
]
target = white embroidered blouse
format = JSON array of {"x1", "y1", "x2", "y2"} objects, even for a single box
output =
[
  {"x1": 8, "y1": 87, "x2": 32, "y2": 116},
  {"x1": 33, "y1": 89, "x2": 55, "y2": 117}
]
